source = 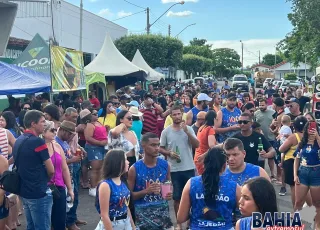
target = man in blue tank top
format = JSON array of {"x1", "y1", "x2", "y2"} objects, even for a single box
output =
[
  {"x1": 223, "y1": 138, "x2": 270, "y2": 225},
  {"x1": 215, "y1": 93, "x2": 241, "y2": 143},
  {"x1": 186, "y1": 93, "x2": 211, "y2": 125},
  {"x1": 128, "y1": 132, "x2": 174, "y2": 230}
]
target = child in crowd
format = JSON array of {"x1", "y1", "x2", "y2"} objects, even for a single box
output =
[{"x1": 277, "y1": 115, "x2": 292, "y2": 145}]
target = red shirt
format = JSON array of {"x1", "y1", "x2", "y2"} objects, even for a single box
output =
[{"x1": 89, "y1": 98, "x2": 100, "y2": 109}]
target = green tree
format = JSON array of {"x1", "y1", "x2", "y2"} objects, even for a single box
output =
[
  {"x1": 284, "y1": 73, "x2": 297, "y2": 80},
  {"x1": 189, "y1": 38, "x2": 208, "y2": 46},
  {"x1": 212, "y1": 48, "x2": 241, "y2": 77},
  {"x1": 278, "y1": 0, "x2": 320, "y2": 69},
  {"x1": 262, "y1": 53, "x2": 283, "y2": 66},
  {"x1": 114, "y1": 34, "x2": 183, "y2": 68},
  {"x1": 180, "y1": 54, "x2": 204, "y2": 77},
  {"x1": 183, "y1": 45, "x2": 213, "y2": 59}
]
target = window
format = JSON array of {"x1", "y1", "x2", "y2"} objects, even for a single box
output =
[{"x1": 234, "y1": 77, "x2": 247, "y2": 81}]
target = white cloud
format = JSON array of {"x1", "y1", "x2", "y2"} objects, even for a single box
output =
[
  {"x1": 162, "y1": 0, "x2": 199, "y2": 3},
  {"x1": 117, "y1": 10, "x2": 132, "y2": 18},
  {"x1": 98, "y1": 8, "x2": 113, "y2": 18},
  {"x1": 89, "y1": 0, "x2": 98, "y2": 3},
  {"x1": 166, "y1": 10, "x2": 194, "y2": 17},
  {"x1": 207, "y1": 39, "x2": 281, "y2": 67}
]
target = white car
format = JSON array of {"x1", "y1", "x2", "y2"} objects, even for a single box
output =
[
  {"x1": 278, "y1": 80, "x2": 302, "y2": 91},
  {"x1": 231, "y1": 75, "x2": 249, "y2": 91}
]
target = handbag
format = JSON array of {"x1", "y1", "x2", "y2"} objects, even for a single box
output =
[
  {"x1": 0, "y1": 134, "x2": 31, "y2": 195},
  {"x1": 49, "y1": 143, "x2": 61, "y2": 200}
]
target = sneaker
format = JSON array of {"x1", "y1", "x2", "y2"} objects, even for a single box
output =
[
  {"x1": 279, "y1": 187, "x2": 286, "y2": 196},
  {"x1": 89, "y1": 187, "x2": 96, "y2": 197}
]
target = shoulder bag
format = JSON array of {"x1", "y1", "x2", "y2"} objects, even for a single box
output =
[{"x1": 0, "y1": 134, "x2": 31, "y2": 195}]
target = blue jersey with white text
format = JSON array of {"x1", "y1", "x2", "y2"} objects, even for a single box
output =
[
  {"x1": 189, "y1": 175, "x2": 237, "y2": 229},
  {"x1": 95, "y1": 179, "x2": 130, "y2": 218},
  {"x1": 191, "y1": 106, "x2": 209, "y2": 124},
  {"x1": 133, "y1": 158, "x2": 168, "y2": 207},
  {"x1": 218, "y1": 107, "x2": 241, "y2": 143}
]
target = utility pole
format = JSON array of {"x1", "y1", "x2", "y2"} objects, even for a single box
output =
[
  {"x1": 258, "y1": 50, "x2": 261, "y2": 64},
  {"x1": 275, "y1": 48, "x2": 277, "y2": 65},
  {"x1": 240, "y1": 40, "x2": 243, "y2": 71},
  {"x1": 146, "y1": 7, "x2": 150, "y2": 34},
  {"x1": 168, "y1": 24, "x2": 171, "y2": 37},
  {"x1": 79, "y1": 0, "x2": 83, "y2": 51}
]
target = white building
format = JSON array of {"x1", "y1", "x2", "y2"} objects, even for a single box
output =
[
  {"x1": 251, "y1": 64, "x2": 272, "y2": 72},
  {"x1": 273, "y1": 61, "x2": 314, "y2": 80},
  {"x1": 3, "y1": 0, "x2": 127, "y2": 62}
]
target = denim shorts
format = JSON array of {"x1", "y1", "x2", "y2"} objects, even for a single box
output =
[
  {"x1": 85, "y1": 145, "x2": 105, "y2": 162},
  {"x1": 95, "y1": 218, "x2": 132, "y2": 230},
  {"x1": 298, "y1": 165, "x2": 320, "y2": 186},
  {"x1": 0, "y1": 197, "x2": 9, "y2": 219}
]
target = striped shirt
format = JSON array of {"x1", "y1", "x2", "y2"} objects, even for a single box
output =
[
  {"x1": 0, "y1": 128, "x2": 9, "y2": 159},
  {"x1": 140, "y1": 108, "x2": 158, "y2": 135}
]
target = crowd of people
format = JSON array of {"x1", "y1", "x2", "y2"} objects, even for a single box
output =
[{"x1": 0, "y1": 77, "x2": 318, "y2": 230}]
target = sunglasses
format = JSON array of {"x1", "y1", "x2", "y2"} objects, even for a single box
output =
[
  {"x1": 50, "y1": 128, "x2": 57, "y2": 133},
  {"x1": 126, "y1": 117, "x2": 132, "y2": 121},
  {"x1": 238, "y1": 120, "x2": 251, "y2": 125},
  {"x1": 113, "y1": 102, "x2": 120, "y2": 105},
  {"x1": 92, "y1": 113, "x2": 98, "y2": 116},
  {"x1": 23, "y1": 107, "x2": 31, "y2": 110}
]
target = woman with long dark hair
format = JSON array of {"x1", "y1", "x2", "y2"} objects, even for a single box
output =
[
  {"x1": 98, "y1": 100, "x2": 116, "y2": 132},
  {"x1": 294, "y1": 121, "x2": 320, "y2": 229},
  {"x1": 0, "y1": 111, "x2": 21, "y2": 138},
  {"x1": 178, "y1": 147, "x2": 241, "y2": 229},
  {"x1": 236, "y1": 177, "x2": 278, "y2": 230},
  {"x1": 109, "y1": 110, "x2": 139, "y2": 167},
  {"x1": 82, "y1": 109, "x2": 108, "y2": 197},
  {"x1": 95, "y1": 149, "x2": 134, "y2": 230},
  {"x1": 194, "y1": 110, "x2": 217, "y2": 175}
]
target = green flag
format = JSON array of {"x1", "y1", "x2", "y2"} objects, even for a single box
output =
[{"x1": 13, "y1": 33, "x2": 50, "y2": 74}]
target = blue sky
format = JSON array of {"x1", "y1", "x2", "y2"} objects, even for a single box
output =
[{"x1": 66, "y1": 0, "x2": 293, "y2": 66}]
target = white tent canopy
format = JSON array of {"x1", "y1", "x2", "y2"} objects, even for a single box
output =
[
  {"x1": 132, "y1": 49, "x2": 165, "y2": 81},
  {"x1": 84, "y1": 34, "x2": 147, "y2": 78}
]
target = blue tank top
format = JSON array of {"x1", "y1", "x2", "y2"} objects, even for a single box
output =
[
  {"x1": 133, "y1": 158, "x2": 168, "y2": 206},
  {"x1": 95, "y1": 179, "x2": 130, "y2": 218},
  {"x1": 191, "y1": 106, "x2": 209, "y2": 124},
  {"x1": 218, "y1": 107, "x2": 241, "y2": 143},
  {"x1": 223, "y1": 163, "x2": 260, "y2": 186},
  {"x1": 300, "y1": 142, "x2": 320, "y2": 166},
  {"x1": 189, "y1": 175, "x2": 237, "y2": 229},
  {"x1": 239, "y1": 217, "x2": 252, "y2": 230}
]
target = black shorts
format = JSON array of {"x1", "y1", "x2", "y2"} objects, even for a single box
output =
[
  {"x1": 258, "y1": 160, "x2": 265, "y2": 169},
  {"x1": 171, "y1": 169, "x2": 195, "y2": 201},
  {"x1": 283, "y1": 159, "x2": 295, "y2": 186}
]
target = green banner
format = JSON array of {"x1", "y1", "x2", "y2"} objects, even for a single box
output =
[
  {"x1": 50, "y1": 46, "x2": 86, "y2": 92},
  {"x1": 12, "y1": 33, "x2": 50, "y2": 74}
]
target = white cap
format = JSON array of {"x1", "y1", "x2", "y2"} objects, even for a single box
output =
[{"x1": 197, "y1": 93, "x2": 212, "y2": 102}]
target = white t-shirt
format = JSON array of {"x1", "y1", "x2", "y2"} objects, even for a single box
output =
[{"x1": 279, "y1": 125, "x2": 292, "y2": 145}]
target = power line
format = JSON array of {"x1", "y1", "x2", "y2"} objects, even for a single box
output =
[
  {"x1": 123, "y1": 0, "x2": 146, "y2": 10},
  {"x1": 13, "y1": 24, "x2": 34, "y2": 38},
  {"x1": 112, "y1": 9, "x2": 146, "y2": 22}
]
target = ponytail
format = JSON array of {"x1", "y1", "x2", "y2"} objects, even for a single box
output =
[{"x1": 201, "y1": 147, "x2": 227, "y2": 206}]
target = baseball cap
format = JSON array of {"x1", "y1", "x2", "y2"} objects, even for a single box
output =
[
  {"x1": 227, "y1": 93, "x2": 237, "y2": 100},
  {"x1": 273, "y1": 97, "x2": 285, "y2": 107},
  {"x1": 126, "y1": 100, "x2": 139, "y2": 107},
  {"x1": 197, "y1": 93, "x2": 212, "y2": 102},
  {"x1": 285, "y1": 97, "x2": 300, "y2": 104}
]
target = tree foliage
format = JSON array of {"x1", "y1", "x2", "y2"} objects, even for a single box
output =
[
  {"x1": 284, "y1": 72, "x2": 297, "y2": 80},
  {"x1": 212, "y1": 48, "x2": 241, "y2": 77},
  {"x1": 189, "y1": 38, "x2": 208, "y2": 47},
  {"x1": 278, "y1": 0, "x2": 320, "y2": 69},
  {"x1": 183, "y1": 45, "x2": 213, "y2": 59},
  {"x1": 262, "y1": 53, "x2": 283, "y2": 66},
  {"x1": 114, "y1": 34, "x2": 183, "y2": 68},
  {"x1": 180, "y1": 54, "x2": 204, "y2": 77}
]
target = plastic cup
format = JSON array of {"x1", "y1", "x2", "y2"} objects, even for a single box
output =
[{"x1": 161, "y1": 182, "x2": 172, "y2": 199}]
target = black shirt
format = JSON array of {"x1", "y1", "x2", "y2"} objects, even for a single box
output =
[
  {"x1": 13, "y1": 132, "x2": 50, "y2": 199},
  {"x1": 232, "y1": 131, "x2": 272, "y2": 166},
  {"x1": 298, "y1": 96, "x2": 311, "y2": 113}
]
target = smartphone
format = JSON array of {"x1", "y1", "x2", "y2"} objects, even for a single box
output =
[{"x1": 309, "y1": 121, "x2": 316, "y2": 132}]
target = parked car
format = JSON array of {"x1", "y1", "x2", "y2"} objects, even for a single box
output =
[
  {"x1": 231, "y1": 74, "x2": 249, "y2": 91},
  {"x1": 278, "y1": 80, "x2": 302, "y2": 91}
]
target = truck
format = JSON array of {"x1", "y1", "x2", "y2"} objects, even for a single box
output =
[
  {"x1": 254, "y1": 71, "x2": 275, "y2": 88},
  {"x1": 231, "y1": 74, "x2": 249, "y2": 91}
]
